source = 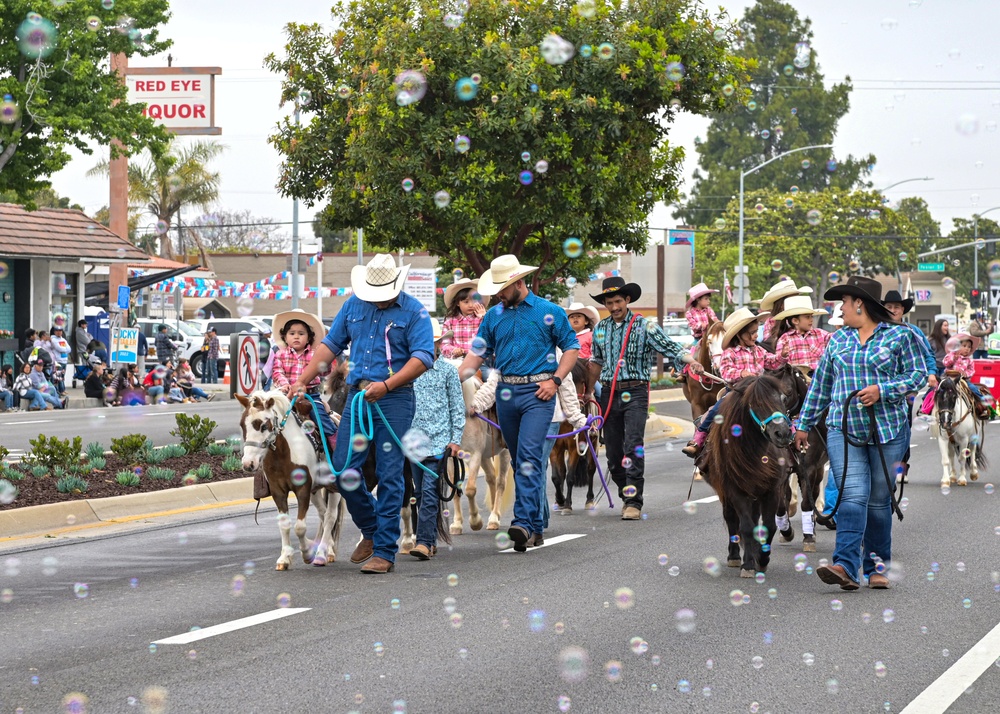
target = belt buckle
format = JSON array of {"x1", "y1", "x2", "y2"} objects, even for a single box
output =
[{"x1": 357, "y1": 379, "x2": 373, "y2": 390}]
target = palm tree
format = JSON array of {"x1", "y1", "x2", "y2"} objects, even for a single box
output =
[{"x1": 90, "y1": 139, "x2": 225, "y2": 266}]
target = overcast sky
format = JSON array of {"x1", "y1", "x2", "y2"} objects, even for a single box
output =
[{"x1": 50, "y1": 0, "x2": 1000, "y2": 246}]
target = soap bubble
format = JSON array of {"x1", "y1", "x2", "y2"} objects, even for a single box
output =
[
  {"x1": 576, "y1": 0, "x2": 597, "y2": 18},
  {"x1": 722, "y1": 84, "x2": 735, "y2": 97},
  {"x1": 563, "y1": 237, "x2": 584, "y2": 258},
  {"x1": 443, "y1": 12, "x2": 464, "y2": 29},
  {"x1": 454, "y1": 135, "x2": 471, "y2": 153},
  {"x1": 604, "y1": 660, "x2": 623, "y2": 682},
  {"x1": 540, "y1": 33, "x2": 575, "y2": 65},
  {"x1": 434, "y1": 190, "x2": 451, "y2": 208},
  {"x1": 17, "y1": 14, "x2": 57, "y2": 59},
  {"x1": 806, "y1": 209, "x2": 822, "y2": 226},
  {"x1": 455, "y1": 77, "x2": 478, "y2": 100},
  {"x1": 666, "y1": 62, "x2": 685, "y2": 81},
  {"x1": 615, "y1": 587, "x2": 634, "y2": 609},
  {"x1": 1, "y1": 95, "x2": 20, "y2": 125},
  {"x1": 597, "y1": 43, "x2": 615, "y2": 60},
  {"x1": 714, "y1": 218, "x2": 727, "y2": 229},
  {"x1": 519, "y1": 171, "x2": 534, "y2": 185},
  {"x1": 394, "y1": 70, "x2": 427, "y2": 106},
  {"x1": 340, "y1": 469, "x2": 362, "y2": 492},
  {"x1": 402, "y1": 178, "x2": 414, "y2": 192},
  {"x1": 702, "y1": 557, "x2": 721, "y2": 577}
]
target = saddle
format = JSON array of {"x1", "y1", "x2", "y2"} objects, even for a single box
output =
[{"x1": 947, "y1": 372, "x2": 992, "y2": 421}]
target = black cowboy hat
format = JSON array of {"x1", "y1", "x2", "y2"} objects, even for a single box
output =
[
  {"x1": 590, "y1": 276, "x2": 641, "y2": 305},
  {"x1": 881, "y1": 289, "x2": 914, "y2": 314},
  {"x1": 824, "y1": 276, "x2": 894, "y2": 323}
]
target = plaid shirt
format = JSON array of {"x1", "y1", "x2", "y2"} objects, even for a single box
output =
[
  {"x1": 775, "y1": 328, "x2": 831, "y2": 370},
  {"x1": 943, "y1": 351, "x2": 975, "y2": 379},
  {"x1": 592, "y1": 310, "x2": 684, "y2": 382},
  {"x1": 440, "y1": 314, "x2": 483, "y2": 358},
  {"x1": 762, "y1": 318, "x2": 778, "y2": 341},
  {"x1": 798, "y1": 323, "x2": 929, "y2": 443},
  {"x1": 686, "y1": 306, "x2": 718, "y2": 339},
  {"x1": 271, "y1": 345, "x2": 330, "y2": 390},
  {"x1": 207, "y1": 335, "x2": 220, "y2": 359},
  {"x1": 718, "y1": 344, "x2": 786, "y2": 382}
]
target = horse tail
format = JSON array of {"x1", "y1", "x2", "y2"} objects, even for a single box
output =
[
  {"x1": 569, "y1": 443, "x2": 590, "y2": 488},
  {"x1": 254, "y1": 498, "x2": 261, "y2": 525},
  {"x1": 976, "y1": 436, "x2": 989, "y2": 469}
]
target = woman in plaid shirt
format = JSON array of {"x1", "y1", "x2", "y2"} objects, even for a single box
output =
[
  {"x1": 773, "y1": 296, "x2": 831, "y2": 373},
  {"x1": 795, "y1": 277, "x2": 928, "y2": 592},
  {"x1": 439, "y1": 278, "x2": 485, "y2": 359}
]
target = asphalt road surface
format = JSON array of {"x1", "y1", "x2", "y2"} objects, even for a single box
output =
[{"x1": 1, "y1": 413, "x2": 999, "y2": 713}]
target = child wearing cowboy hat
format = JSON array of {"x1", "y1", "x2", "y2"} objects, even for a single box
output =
[
  {"x1": 682, "y1": 307, "x2": 787, "y2": 459},
  {"x1": 685, "y1": 283, "x2": 719, "y2": 340},
  {"x1": 757, "y1": 280, "x2": 814, "y2": 343},
  {"x1": 271, "y1": 309, "x2": 338, "y2": 453},
  {"x1": 943, "y1": 333, "x2": 993, "y2": 416},
  {"x1": 440, "y1": 278, "x2": 486, "y2": 359},
  {"x1": 773, "y1": 296, "x2": 831, "y2": 373},
  {"x1": 564, "y1": 302, "x2": 600, "y2": 360}
]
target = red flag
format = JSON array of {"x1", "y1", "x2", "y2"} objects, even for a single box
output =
[{"x1": 724, "y1": 275, "x2": 734, "y2": 304}]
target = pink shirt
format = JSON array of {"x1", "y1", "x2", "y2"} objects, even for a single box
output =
[
  {"x1": 440, "y1": 314, "x2": 483, "y2": 358},
  {"x1": 686, "y1": 306, "x2": 719, "y2": 339},
  {"x1": 943, "y1": 351, "x2": 974, "y2": 379},
  {"x1": 774, "y1": 328, "x2": 831, "y2": 371},
  {"x1": 719, "y1": 344, "x2": 787, "y2": 382}
]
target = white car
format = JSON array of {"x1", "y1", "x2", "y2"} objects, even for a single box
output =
[
  {"x1": 661, "y1": 318, "x2": 696, "y2": 349},
  {"x1": 187, "y1": 317, "x2": 273, "y2": 379}
]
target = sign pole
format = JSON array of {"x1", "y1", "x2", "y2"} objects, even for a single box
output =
[{"x1": 109, "y1": 52, "x2": 130, "y2": 319}]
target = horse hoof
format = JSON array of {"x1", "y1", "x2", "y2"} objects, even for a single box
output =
[
  {"x1": 275, "y1": 563, "x2": 289, "y2": 571},
  {"x1": 971, "y1": 473, "x2": 979, "y2": 481},
  {"x1": 470, "y1": 516, "x2": 484, "y2": 531},
  {"x1": 449, "y1": 524, "x2": 463, "y2": 535},
  {"x1": 312, "y1": 555, "x2": 328, "y2": 567},
  {"x1": 780, "y1": 528, "x2": 795, "y2": 542},
  {"x1": 585, "y1": 501, "x2": 596, "y2": 510},
  {"x1": 727, "y1": 559, "x2": 741, "y2": 568},
  {"x1": 486, "y1": 521, "x2": 500, "y2": 531},
  {"x1": 803, "y1": 536, "x2": 816, "y2": 553},
  {"x1": 957, "y1": 480, "x2": 967, "y2": 487},
  {"x1": 561, "y1": 507, "x2": 573, "y2": 515},
  {"x1": 740, "y1": 569, "x2": 755, "y2": 579}
]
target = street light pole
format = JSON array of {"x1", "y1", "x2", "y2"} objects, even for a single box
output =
[
  {"x1": 290, "y1": 105, "x2": 301, "y2": 309},
  {"x1": 737, "y1": 144, "x2": 833, "y2": 307},
  {"x1": 876, "y1": 177, "x2": 934, "y2": 193},
  {"x1": 973, "y1": 206, "x2": 1000, "y2": 291}
]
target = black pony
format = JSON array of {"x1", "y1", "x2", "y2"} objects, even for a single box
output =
[{"x1": 699, "y1": 374, "x2": 795, "y2": 578}]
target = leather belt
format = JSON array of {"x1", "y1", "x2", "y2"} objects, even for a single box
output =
[
  {"x1": 499, "y1": 372, "x2": 554, "y2": 385},
  {"x1": 354, "y1": 379, "x2": 412, "y2": 390},
  {"x1": 602, "y1": 379, "x2": 648, "y2": 389}
]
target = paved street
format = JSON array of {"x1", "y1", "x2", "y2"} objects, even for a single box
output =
[{"x1": 2, "y1": 412, "x2": 999, "y2": 713}]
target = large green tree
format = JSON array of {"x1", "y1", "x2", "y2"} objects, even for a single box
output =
[
  {"x1": 677, "y1": 0, "x2": 873, "y2": 227},
  {"x1": 0, "y1": 1, "x2": 171, "y2": 198},
  {"x1": 0, "y1": 186, "x2": 82, "y2": 211},
  {"x1": 266, "y1": 0, "x2": 748, "y2": 292},
  {"x1": 941, "y1": 215, "x2": 1000, "y2": 296}
]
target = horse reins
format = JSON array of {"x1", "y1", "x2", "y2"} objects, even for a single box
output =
[{"x1": 436, "y1": 453, "x2": 467, "y2": 502}]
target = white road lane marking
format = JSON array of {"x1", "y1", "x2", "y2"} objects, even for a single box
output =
[
  {"x1": 3, "y1": 420, "x2": 53, "y2": 425},
  {"x1": 692, "y1": 495, "x2": 720, "y2": 504},
  {"x1": 900, "y1": 618, "x2": 1000, "y2": 714},
  {"x1": 499, "y1": 533, "x2": 586, "y2": 553},
  {"x1": 152, "y1": 608, "x2": 311, "y2": 645}
]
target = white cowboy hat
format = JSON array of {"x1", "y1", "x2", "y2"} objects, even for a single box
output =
[
  {"x1": 686, "y1": 282, "x2": 719, "y2": 309},
  {"x1": 565, "y1": 302, "x2": 600, "y2": 327},
  {"x1": 443, "y1": 278, "x2": 478, "y2": 310},
  {"x1": 757, "y1": 280, "x2": 813, "y2": 312},
  {"x1": 477, "y1": 254, "x2": 538, "y2": 296},
  {"x1": 351, "y1": 253, "x2": 411, "y2": 303},
  {"x1": 773, "y1": 295, "x2": 827, "y2": 321},
  {"x1": 721, "y1": 307, "x2": 771, "y2": 349},
  {"x1": 429, "y1": 317, "x2": 452, "y2": 342},
  {"x1": 828, "y1": 302, "x2": 844, "y2": 326},
  {"x1": 272, "y1": 309, "x2": 326, "y2": 347}
]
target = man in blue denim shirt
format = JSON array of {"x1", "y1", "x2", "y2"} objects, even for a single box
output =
[
  {"x1": 458, "y1": 255, "x2": 579, "y2": 552},
  {"x1": 293, "y1": 254, "x2": 434, "y2": 574}
]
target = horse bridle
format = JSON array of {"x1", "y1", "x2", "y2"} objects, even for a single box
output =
[
  {"x1": 750, "y1": 408, "x2": 790, "y2": 435},
  {"x1": 244, "y1": 414, "x2": 279, "y2": 451}
]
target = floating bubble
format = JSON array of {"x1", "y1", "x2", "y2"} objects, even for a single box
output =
[
  {"x1": 622, "y1": 485, "x2": 637, "y2": 498},
  {"x1": 754, "y1": 203, "x2": 765, "y2": 214},
  {"x1": 605, "y1": 660, "x2": 623, "y2": 682},
  {"x1": 732, "y1": 424, "x2": 743, "y2": 437},
  {"x1": 714, "y1": 218, "x2": 727, "y2": 230},
  {"x1": 668, "y1": 566, "x2": 680, "y2": 577},
  {"x1": 783, "y1": 64, "x2": 794, "y2": 76},
  {"x1": 658, "y1": 554, "x2": 669, "y2": 566},
  {"x1": 628, "y1": 636, "x2": 648, "y2": 654},
  {"x1": 455, "y1": 77, "x2": 478, "y2": 100},
  {"x1": 74, "y1": 582, "x2": 90, "y2": 599},
  {"x1": 434, "y1": 190, "x2": 451, "y2": 208},
  {"x1": 454, "y1": 135, "x2": 471, "y2": 153},
  {"x1": 666, "y1": 62, "x2": 685, "y2": 82},
  {"x1": 826, "y1": 160, "x2": 837, "y2": 172},
  {"x1": 17, "y1": 14, "x2": 57, "y2": 59},
  {"x1": 0, "y1": 95, "x2": 20, "y2": 125},
  {"x1": 942, "y1": 278, "x2": 954, "y2": 290},
  {"x1": 722, "y1": 84, "x2": 735, "y2": 97},
  {"x1": 702, "y1": 557, "x2": 721, "y2": 577},
  {"x1": 621, "y1": 391, "x2": 632, "y2": 403},
  {"x1": 784, "y1": 198, "x2": 794, "y2": 209},
  {"x1": 340, "y1": 469, "x2": 362, "y2": 492},
  {"x1": 768, "y1": 587, "x2": 778, "y2": 599},
  {"x1": 957, "y1": 114, "x2": 979, "y2": 136},
  {"x1": 751, "y1": 655, "x2": 764, "y2": 670},
  {"x1": 747, "y1": 100, "x2": 758, "y2": 111},
  {"x1": 541, "y1": 33, "x2": 576, "y2": 65},
  {"x1": 760, "y1": 130, "x2": 771, "y2": 140},
  {"x1": 519, "y1": 170, "x2": 534, "y2": 185},
  {"x1": 622, "y1": 457, "x2": 633, "y2": 469},
  {"x1": 394, "y1": 70, "x2": 427, "y2": 106},
  {"x1": 883, "y1": 608, "x2": 895, "y2": 623},
  {"x1": 729, "y1": 589, "x2": 744, "y2": 606},
  {"x1": 830, "y1": 598, "x2": 843, "y2": 612},
  {"x1": 985, "y1": 484, "x2": 995, "y2": 495},
  {"x1": 806, "y1": 209, "x2": 822, "y2": 226},
  {"x1": 443, "y1": 12, "x2": 464, "y2": 29},
  {"x1": 401, "y1": 178, "x2": 415, "y2": 192},
  {"x1": 529, "y1": 609, "x2": 546, "y2": 633}
]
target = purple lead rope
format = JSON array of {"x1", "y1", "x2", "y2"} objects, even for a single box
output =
[{"x1": 474, "y1": 412, "x2": 615, "y2": 508}]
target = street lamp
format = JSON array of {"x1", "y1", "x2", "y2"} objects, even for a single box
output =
[
  {"x1": 737, "y1": 144, "x2": 833, "y2": 306},
  {"x1": 973, "y1": 205, "x2": 1000, "y2": 291},
  {"x1": 876, "y1": 177, "x2": 934, "y2": 193}
]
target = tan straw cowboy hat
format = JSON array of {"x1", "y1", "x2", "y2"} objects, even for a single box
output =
[
  {"x1": 721, "y1": 307, "x2": 771, "y2": 349},
  {"x1": 443, "y1": 278, "x2": 478, "y2": 310},
  {"x1": 477, "y1": 254, "x2": 538, "y2": 296},
  {"x1": 757, "y1": 280, "x2": 813, "y2": 312},
  {"x1": 272, "y1": 309, "x2": 326, "y2": 347},
  {"x1": 686, "y1": 282, "x2": 719, "y2": 309},
  {"x1": 351, "y1": 253, "x2": 411, "y2": 303},
  {"x1": 773, "y1": 295, "x2": 827, "y2": 321},
  {"x1": 565, "y1": 302, "x2": 600, "y2": 327}
]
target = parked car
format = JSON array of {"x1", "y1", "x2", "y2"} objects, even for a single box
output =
[
  {"x1": 661, "y1": 318, "x2": 695, "y2": 349},
  {"x1": 187, "y1": 317, "x2": 272, "y2": 379}
]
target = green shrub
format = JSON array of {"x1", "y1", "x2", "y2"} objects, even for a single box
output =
[
  {"x1": 77, "y1": 464, "x2": 93, "y2": 476},
  {"x1": 31, "y1": 465, "x2": 48, "y2": 478},
  {"x1": 0, "y1": 478, "x2": 17, "y2": 502},
  {"x1": 226, "y1": 436, "x2": 242, "y2": 451},
  {"x1": 0, "y1": 445, "x2": 9, "y2": 462},
  {"x1": 144, "y1": 448, "x2": 167, "y2": 465},
  {"x1": 110, "y1": 434, "x2": 149, "y2": 465},
  {"x1": 115, "y1": 470, "x2": 141, "y2": 487},
  {"x1": 84, "y1": 442, "x2": 106, "y2": 461},
  {"x1": 221, "y1": 454, "x2": 242, "y2": 472},
  {"x1": 147, "y1": 466, "x2": 175, "y2": 481},
  {"x1": 89, "y1": 455, "x2": 106, "y2": 471},
  {"x1": 170, "y1": 414, "x2": 217, "y2": 454},
  {"x1": 24, "y1": 434, "x2": 82, "y2": 471},
  {"x1": 161, "y1": 444, "x2": 187, "y2": 459},
  {"x1": 206, "y1": 442, "x2": 230, "y2": 457},
  {"x1": 56, "y1": 475, "x2": 88, "y2": 494},
  {"x1": 194, "y1": 463, "x2": 213, "y2": 480},
  {"x1": 1, "y1": 466, "x2": 25, "y2": 481},
  {"x1": 52, "y1": 466, "x2": 66, "y2": 479}
]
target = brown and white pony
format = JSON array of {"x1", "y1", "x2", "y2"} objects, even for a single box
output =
[
  {"x1": 237, "y1": 391, "x2": 347, "y2": 570},
  {"x1": 681, "y1": 321, "x2": 726, "y2": 421}
]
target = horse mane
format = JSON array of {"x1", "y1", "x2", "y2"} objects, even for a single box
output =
[
  {"x1": 696, "y1": 321, "x2": 725, "y2": 368},
  {"x1": 706, "y1": 375, "x2": 786, "y2": 498}
]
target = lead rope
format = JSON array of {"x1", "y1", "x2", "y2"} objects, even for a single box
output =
[{"x1": 601, "y1": 313, "x2": 641, "y2": 422}]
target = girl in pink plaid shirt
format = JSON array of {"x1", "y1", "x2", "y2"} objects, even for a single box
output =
[
  {"x1": 943, "y1": 334, "x2": 992, "y2": 410},
  {"x1": 440, "y1": 279, "x2": 485, "y2": 359},
  {"x1": 772, "y1": 296, "x2": 831, "y2": 372}
]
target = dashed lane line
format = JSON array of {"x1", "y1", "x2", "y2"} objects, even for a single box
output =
[
  {"x1": 499, "y1": 533, "x2": 586, "y2": 553},
  {"x1": 152, "y1": 608, "x2": 311, "y2": 645}
]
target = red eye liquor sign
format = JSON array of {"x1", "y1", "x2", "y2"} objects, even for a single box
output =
[{"x1": 125, "y1": 67, "x2": 221, "y2": 135}]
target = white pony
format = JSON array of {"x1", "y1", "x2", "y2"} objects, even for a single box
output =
[
  {"x1": 931, "y1": 377, "x2": 987, "y2": 487},
  {"x1": 237, "y1": 390, "x2": 347, "y2": 570}
]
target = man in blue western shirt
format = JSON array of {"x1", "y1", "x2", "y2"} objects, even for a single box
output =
[
  {"x1": 457, "y1": 255, "x2": 580, "y2": 552},
  {"x1": 293, "y1": 254, "x2": 435, "y2": 574}
]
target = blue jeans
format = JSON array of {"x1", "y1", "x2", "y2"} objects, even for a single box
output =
[
  {"x1": 21, "y1": 389, "x2": 47, "y2": 410},
  {"x1": 333, "y1": 387, "x2": 415, "y2": 563},
  {"x1": 305, "y1": 394, "x2": 339, "y2": 444},
  {"x1": 412, "y1": 455, "x2": 442, "y2": 548},
  {"x1": 539, "y1": 421, "x2": 560, "y2": 531},
  {"x1": 496, "y1": 382, "x2": 556, "y2": 533},
  {"x1": 37, "y1": 389, "x2": 62, "y2": 408},
  {"x1": 825, "y1": 427, "x2": 909, "y2": 584},
  {"x1": 1, "y1": 390, "x2": 13, "y2": 410},
  {"x1": 146, "y1": 386, "x2": 164, "y2": 402},
  {"x1": 203, "y1": 358, "x2": 218, "y2": 384},
  {"x1": 698, "y1": 394, "x2": 725, "y2": 433}
]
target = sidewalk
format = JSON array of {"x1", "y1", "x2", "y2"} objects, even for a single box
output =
[{"x1": 61, "y1": 372, "x2": 231, "y2": 408}]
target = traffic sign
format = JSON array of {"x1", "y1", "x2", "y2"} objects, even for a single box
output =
[
  {"x1": 918, "y1": 262, "x2": 945, "y2": 272},
  {"x1": 117, "y1": 285, "x2": 131, "y2": 310}
]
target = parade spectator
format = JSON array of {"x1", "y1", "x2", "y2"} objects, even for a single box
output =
[
  {"x1": 683, "y1": 307, "x2": 786, "y2": 459},
  {"x1": 142, "y1": 364, "x2": 167, "y2": 403},
  {"x1": 154, "y1": 324, "x2": 174, "y2": 365},
  {"x1": 202, "y1": 327, "x2": 220, "y2": 384},
  {"x1": 14, "y1": 362, "x2": 49, "y2": 411},
  {"x1": 28, "y1": 361, "x2": 64, "y2": 409},
  {"x1": 590, "y1": 276, "x2": 701, "y2": 519},
  {"x1": 929, "y1": 319, "x2": 951, "y2": 375},
  {"x1": 796, "y1": 276, "x2": 928, "y2": 591},
  {"x1": 827, "y1": 302, "x2": 845, "y2": 331},
  {"x1": 407, "y1": 318, "x2": 465, "y2": 560},
  {"x1": 84, "y1": 363, "x2": 107, "y2": 400},
  {"x1": 292, "y1": 254, "x2": 434, "y2": 574},
  {"x1": 75, "y1": 319, "x2": 93, "y2": 363},
  {"x1": 968, "y1": 311, "x2": 993, "y2": 359},
  {"x1": 1, "y1": 365, "x2": 17, "y2": 410},
  {"x1": 685, "y1": 282, "x2": 719, "y2": 340},
  {"x1": 23, "y1": 331, "x2": 53, "y2": 376},
  {"x1": 271, "y1": 309, "x2": 337, "y2": 453},
  {"x1": 87, "y1": 339, "x2": 109, "y2": 366},
  {"x1": 565, "y1": 303, "x2": 599, "y2": 361},
  {"x1": 439, "y1": 278, "x2": 485, "y2": 359},
  {"x1": 773, "y1": 296, "x2": 831, "y2": 374},
  {"x1": 458, "y1": 254, "x2": 579, "y2": 549},
  {"x1": 175, "y1": 358, "x2": 213, "y2": 401},
  {"x1": 48, "y1": 326, "x2": 71, "y2": 395},
  {"x1": 259, "y1": 326, "x2": 277, "y2": 390}
]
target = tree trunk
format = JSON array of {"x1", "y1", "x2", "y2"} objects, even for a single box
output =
[{"x1": 188, "y1": 228, "x2": 214, "y2": 271}]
